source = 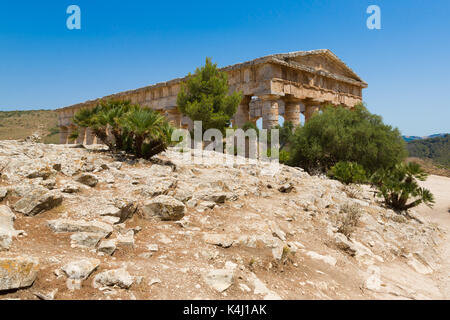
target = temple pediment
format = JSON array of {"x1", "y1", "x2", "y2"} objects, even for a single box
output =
[{"x1": 270, "y1": 49, "x2": 367, "y2": 87}]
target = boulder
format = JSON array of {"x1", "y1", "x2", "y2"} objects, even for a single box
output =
[
  {"x1": 76, "y1": 173, "x2": 99, "y2": 187},
  {"x1": 203, "y1": 269, "x2": 234, "y2": 292},
  {"x1": 61, "y1": 258, "x2": 100, "y2": 290},
  {"x1": 0, "y1": 205, "x2": 20, "y2": 251},
  {"x1": 197, "y1": 191, "x2": 228, "y2": 204},
  {"x1": 47, "y1": 219, "x2": 113, "y2": 237},
  {"x1": 203, "y1": 233, "x2": 234, "y2": 248},
  {"x1": 199, "y1": 201, "x2": 216, "y2": 209},
  {"x1": 0, "y1": 187, "x2": 8, "y2": 201},
  {"x1": 98, "y1": 205, "x2": 121, "y2": 217},
  {"x1": 93, "y1": 268, "x2": 134, "y2": 289},
  {"x1": 70, "y1": 232, "x2": 103, "y2": 248},
  {"x1": 334, "y1": 233, "x2": 357, "y2": 256},
  {"x1": 138, "y1": 178, "x2": 175, "y2": 197},
  {"x1": 98, "y1": 239, "x2": 117, "y2": 256},
  {"x1": 278, "y1": 183, "x2": 294, "y2": 193},
  {"x1": 0, "y1": 256, "x2": 39, "y2": 291},
  {"x1": 141, "y1": 195, "x2": 186, "y2": 221},
  {"x1": 304, "y1": 251, "x2": 337, "y2": 266},
  {"x1": 116, "y1": 230, "x2": 135, "y2": 248},
  {"x1": 61, "y1": 183, "x2": 80, "y2": 194},
  {"x1": 61, "y1": 258, "x2": 100, "y2": 280},
  {"x1": 13, "y1": 188, "x2": 63, "y2": 216},
  {"x1": 146, "y1": 244, "x2": 159, "y2": 252},
  {"x1": 249, "y1": 272, "x2": 282, "y2": 300}
]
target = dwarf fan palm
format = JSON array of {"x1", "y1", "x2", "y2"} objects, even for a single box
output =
[
  {"x1": 121, "y1": 108, "x2": 170, "y2": 158},
  {"x1": 371, "y1": 162, "x2": 435, "y2": 211}
]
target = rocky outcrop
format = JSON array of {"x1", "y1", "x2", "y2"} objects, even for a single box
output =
[
  {"x1": 0, "y1": 256, "x2": 39, "y2": 291},
  {"x1": 76, "y1": 173, "x2": 99, "y2": 187},
  {"x1": 203, "y1": 269, "x2": 234, "y2": 292},
  {"x1": 13, "y1": 188, "x2": 63, "y2": 216},
  {"x1": 62, "y1": 258, "x2": 100, "y2": 290},
  {"x1": 0, "y1": 140, "x2": 445, "y2": 300},
  {"x1": 48, "y1": 219, "x2": 113, "y2": 237},
  {"x1": 93, "y1": 268, "x2": 134, "y2": 289},
  {"x1": 141, "y1": 195, "x2": 186, "y2": 221},
  {"x1": 0, "y1": 205, "x2": 20, "y2": 251}
]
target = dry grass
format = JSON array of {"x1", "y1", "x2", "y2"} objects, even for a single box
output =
[
  {"x1": 406, "y1": 157, "x2": 450, "y2": 178},
  {"x1": 336, "y1": 204, "x2": 362, "y2": 238},
  {"x1": 343, "y1": 184, "x2": 364, "y2": 199},
  {"x1": 0, "y1": 110, "x2": 59, "y2": 144}
]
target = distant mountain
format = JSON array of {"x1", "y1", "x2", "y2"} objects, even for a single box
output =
[
  {"x1": 403, "y1": 133, "x2": 448, "y2": 142},
  {"x1": 406, "y1": 134, "x2": 449, "y2": 167}
]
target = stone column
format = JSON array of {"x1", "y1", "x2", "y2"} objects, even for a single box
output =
[
  {"x1": 260, "y1": 95, "x2": 280, "y2": 129},
  {"x1": 67, "y1": 126, "x2": 75, "y2": 144},
  {"x1": 165, "y1": 107, "x2": 182, "y2": 128},
  {"x1": 76, "y1": 127, "x2": 86, "y2": 144},
  {"x1": 85, "y1": 128, "x2": 95, "y2": 145},
  {"x1": 284, "y1": 99, "x2": 301, "y2": 127},
  {"x1": 304, "y1": 103, "x2": 320, "y2": 123},
  {"x1": 59, "y1": 127, "x2": 69, "y2": 144},
  {"x1": 181, "y1": 116, "x2": 193, "y2": 131},
  {"x1": 234, "y1": 96, "x2": 251, "y2": 128}
]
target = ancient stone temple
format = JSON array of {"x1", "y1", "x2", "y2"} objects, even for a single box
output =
[{"x1": 57, "y1": 49, "x2": 367, "y2": 144}]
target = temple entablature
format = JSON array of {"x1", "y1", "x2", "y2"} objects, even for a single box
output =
[{"x1": 57, "y1": 49, "x2": 367, "y2": 144}]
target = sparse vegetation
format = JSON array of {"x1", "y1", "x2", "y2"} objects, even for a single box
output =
[
  {"x1": 342, "y1": 184, "x2": 364, "y2": 199},
  {"x1": 406, "y1": 157, "x2": 450, "y2": 178},
  {"x1": 336, "y1": 204, "x2": 362, "y2": 238},
  {"x1": 371, "y1": 162, "x2": 435, "y2": 211},
  {"x1": 0, "y1": 110, "x2": 59, "y2": 143}
]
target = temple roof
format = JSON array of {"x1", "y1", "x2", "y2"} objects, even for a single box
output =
[{"x1": 59, "y1": 49, "x2": 366, "y2": 111}]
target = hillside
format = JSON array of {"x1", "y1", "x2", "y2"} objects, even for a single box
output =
[
  {"x1": 0, "y1": 110, "x2": 59, "y2": 144},
  {"x1": 1, "y1": 141, "x2": 449, "y2": 300},
  {"x1": 403, "y1": 133, "x2": 448, "y2": 142},
  {"x1": 407, "y1": 134, "x2": 450, "y2": 167}
]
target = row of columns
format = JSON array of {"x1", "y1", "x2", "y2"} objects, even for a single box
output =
[
  {"x1": 233, "y1": 95, "x2": 327, "y2": 130},
  {"x1": 59, "y1": 96, "x2": 328, "y2": 144},
  {"x1": 59, "y1": 126, "x2": 96, "y2": 145}
]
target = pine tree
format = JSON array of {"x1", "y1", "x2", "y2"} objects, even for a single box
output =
[{"x1": 177, "y1": 58, "x2": 242, "y2": 133}]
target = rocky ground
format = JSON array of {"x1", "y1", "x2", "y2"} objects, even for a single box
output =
[{"x1": 0, "y1": 140, "x2": 448, "y2": 300}]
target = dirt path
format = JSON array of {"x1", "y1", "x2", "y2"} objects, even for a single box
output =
[{"x1": 416, "y1": 175, "x2": 450, "y2": 299}]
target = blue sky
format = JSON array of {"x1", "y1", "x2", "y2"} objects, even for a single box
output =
[{"x1": 0, "y1": 0, "x2": 449, "y2": 136}]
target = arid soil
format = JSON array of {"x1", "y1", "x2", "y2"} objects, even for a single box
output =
[
  {"x1": 0, "y1": 140, "x2": 449, "y2": 300},
  {"x1": 416, "y1": 175, "x2": 450, "y2": 298}
]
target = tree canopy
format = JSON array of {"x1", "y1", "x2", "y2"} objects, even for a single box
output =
[
  {"x1": 289, "y1": 104, "x2": 407, "y2": 174},
  {"x1": 177, "y1": 58, "x2": 242, "y2": 133}
]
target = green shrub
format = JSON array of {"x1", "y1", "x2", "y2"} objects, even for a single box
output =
[
  {"x1": 73, "y1": 100, "x2": 174, "y2": 159},
  {"x1": 274, "y1": 121, "x2": 294, "y2": 150},
  {"x1": 371, "y1": 162, "x2": 435, "y2": 211},
  {"x1": 242, "y1": 121, "x2": 259, "y2": 134},
  {"x1": 279, "y1": 150, "x2": 291, "y2": 164},
  {"x1": 289, "y1": 104, "x2": 407, "y2": 174},
  {"x1": 328, "y1": 161, "x2": 367, "y2": 185}
]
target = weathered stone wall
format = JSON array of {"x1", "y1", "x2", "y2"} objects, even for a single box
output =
[{"x1": 57, "y1": 49, "x2": 367, "y2": 144}]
